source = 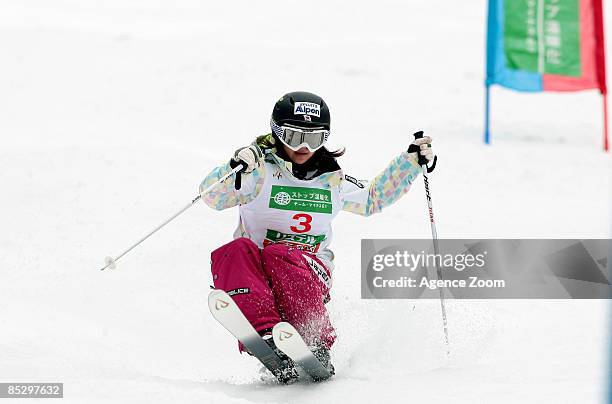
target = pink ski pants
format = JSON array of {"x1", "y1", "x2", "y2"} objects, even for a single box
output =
[{"x1": 210, "y1": 237, "x2": 336, "y2": 349}]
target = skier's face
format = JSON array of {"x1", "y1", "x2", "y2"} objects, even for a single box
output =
[{"x1": 282, "y1": 144, "x2": 315, "y2": 165}]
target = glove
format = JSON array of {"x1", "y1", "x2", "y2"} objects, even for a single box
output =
[
  {"x1": 230, "y1": 144, "x2": 263, "y2": 173},
  {"x1": 407, "y1": 136, "x2": 433, "y2": 163}
]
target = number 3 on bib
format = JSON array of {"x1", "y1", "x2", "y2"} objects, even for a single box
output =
[{"x1": 290, "y1": 213, "x2": 312, "y2": 233}]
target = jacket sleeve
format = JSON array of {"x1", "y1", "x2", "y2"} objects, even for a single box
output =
[
  {"x1": 199, "y1": 161, "x2": 266, "y2": 210},
  {"x1": 341, "y1": 151, "x2": 421, "y2": 216}
]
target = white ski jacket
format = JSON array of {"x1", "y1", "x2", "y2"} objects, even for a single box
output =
[{"x1": 200, "y1": 134, "x2": 421, "y2": 272}]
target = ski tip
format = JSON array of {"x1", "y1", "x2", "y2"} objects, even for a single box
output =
[
  {"x1": 272, "y1": 322, "x2": 297, "y2": 340},
  {"x1": 208, "y1": 289, "x2": 232, "y2": 313},
  {"x1": 272, "y1": 321, "x2": 295, "y2": 331}
]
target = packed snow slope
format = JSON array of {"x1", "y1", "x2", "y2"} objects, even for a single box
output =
[{"x1": 0, "y1": 1, "x2": 610, "y2": 403}]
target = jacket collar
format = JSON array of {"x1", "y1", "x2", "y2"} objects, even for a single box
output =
[{"x1": 264, "y1": 148, "x2": 343, "y2": 187}]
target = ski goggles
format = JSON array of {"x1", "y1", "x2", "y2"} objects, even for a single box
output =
[{"x1": 271, "y1": 119, "x2": 330, "y2": 152}]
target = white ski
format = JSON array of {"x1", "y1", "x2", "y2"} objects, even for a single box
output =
[
  {"x1": 272, "y1": 321, "x2": 332, "y2": 382},
  {"x1": 208, "y1": 289, "x2": 296, "y2": 382}
]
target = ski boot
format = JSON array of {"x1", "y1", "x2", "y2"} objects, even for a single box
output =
[
  {"x1": 311, "y1": 345, "x2": 335, "y2": 377},
  {"x1": 262, "y1": 333, "x2": 299, "y2": 384}
]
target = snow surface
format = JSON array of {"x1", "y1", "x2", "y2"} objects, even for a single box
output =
[{"x1": 0, "y1": 0, "x2": 610, "y2": 403}]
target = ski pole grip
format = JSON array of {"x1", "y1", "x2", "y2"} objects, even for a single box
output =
[
  {"x1": 411, "y1": 130, "x2": 437, "y2": 172},
  {"x1": 234, "y1": 162, "x2": 248, "y2": 190},
  {"x1": 412, "y1": 131, "x2": 429, "y2": 167}
]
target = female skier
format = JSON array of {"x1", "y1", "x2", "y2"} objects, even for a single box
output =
[{"x1": 200, "y1": 91, "x2": 433, "y2": 378}]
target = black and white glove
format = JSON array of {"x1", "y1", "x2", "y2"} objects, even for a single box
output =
[
  {"x1": 407, "y1": 136, "x2": 434, "y2": 163},
  {"x1": 230, "y1": 144, "x2": 263, "y2": 173}
]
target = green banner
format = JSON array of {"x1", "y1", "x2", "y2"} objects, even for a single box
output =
[
  {"x1": 504, "y1": 0, "x2": 580, "y2": 77},
  {"x1": 269, "y1": 185, "x2": 332, "y2": 214}
]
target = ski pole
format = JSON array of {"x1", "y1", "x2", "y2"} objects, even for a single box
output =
[
  {"x1": 99, "y1": 164, "x2": 245, "y2": 271},
  {"x1": 412, "y1": 131, "x2": 449, "y2": 355}
]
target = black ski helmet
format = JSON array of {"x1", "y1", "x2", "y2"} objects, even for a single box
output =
[{"x1": 271, "y1": 91, "x2": 331, "y2": 130}]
